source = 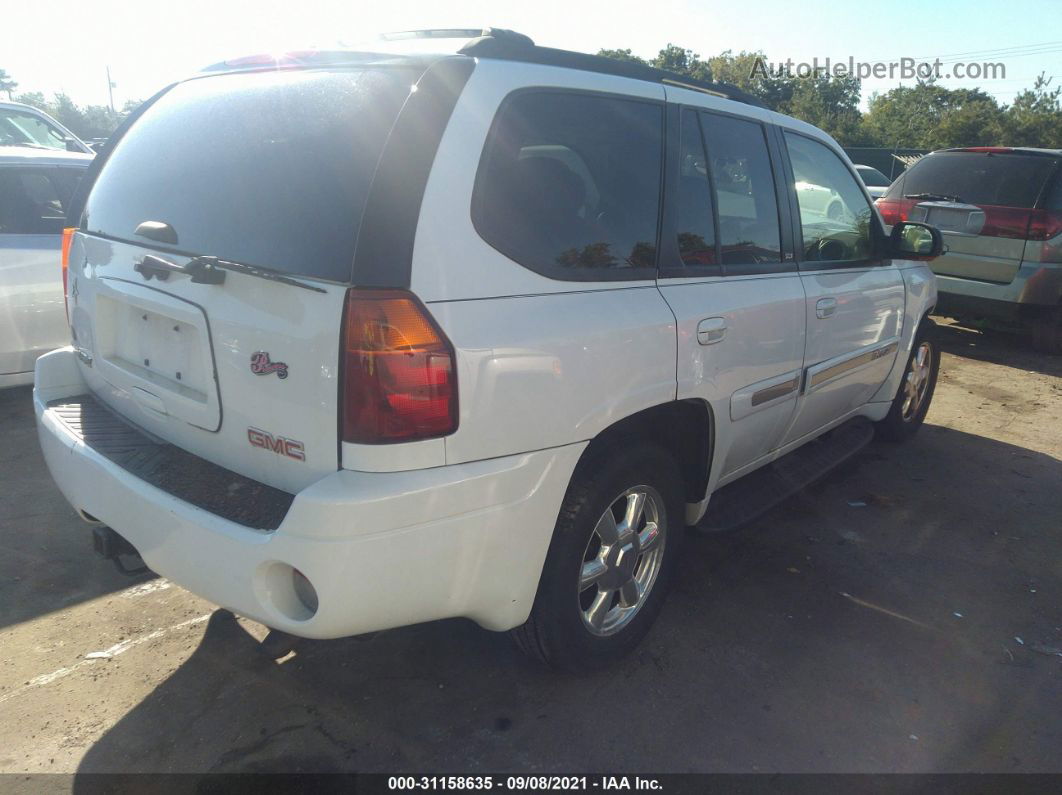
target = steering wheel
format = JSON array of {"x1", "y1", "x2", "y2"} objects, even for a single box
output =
[{"x1": 814, "y1": 236, "x2": 849, "y2": 261}]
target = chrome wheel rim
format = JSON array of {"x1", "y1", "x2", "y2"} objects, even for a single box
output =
[
  {"x1": 900, "y1": 341, "x2": 933, "y2": 421},
  {"x1": 578, "y1": 485, "x2": 666, "y2": 637}
]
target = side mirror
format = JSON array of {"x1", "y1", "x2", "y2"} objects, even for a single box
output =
[
  {"x1": 890, "y1": 221, "x2": 944, "y2": 260},
  {"x1": 65, "y1": 139, "x2": 83, "y2": 153}
]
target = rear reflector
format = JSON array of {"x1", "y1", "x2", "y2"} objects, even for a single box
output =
[
  {"x1": 341, "y1": 289, "x2": 457, "y2": 444},
  {"x1": 61, "y1": 227, "x2": 75, "y2": 323}
]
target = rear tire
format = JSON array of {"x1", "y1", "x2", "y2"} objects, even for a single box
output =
[
  {"x1": 876, "y1": 319, "x2": 940, "y2": 442},
  {"x1": 511, "y1": 441, "x2": 684, "y2": 672}
]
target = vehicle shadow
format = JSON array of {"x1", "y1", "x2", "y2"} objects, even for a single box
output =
[
  {"x1": 0, "y1": 386, "x2": 152, "y2": 630},
  {"x1": 73, "y1": 424, "x2": 1062, "y2": 775},
  {"x1": 932, "y1": 315, "x2": 1062, "y2": 378}
]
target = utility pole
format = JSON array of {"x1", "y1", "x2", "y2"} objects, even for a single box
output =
[{"x1": 106, "y1": 66, "x2": 116, "y2": 114}]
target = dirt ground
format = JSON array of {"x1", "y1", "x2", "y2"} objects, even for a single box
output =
[{"x1": 1, "y1": 318, "x2": 1060, "y2": 775}]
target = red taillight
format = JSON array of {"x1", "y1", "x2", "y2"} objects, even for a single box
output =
[
  {"x1": 876, "y1": 198, "x2": 917, "y2": 225},
  {"x1": 1026, "y1": 209, "x2": 1062, "y2": 242},
  {"x1": 61, "y1": 227, "x2": 75, "y2": 323},
  {"x1": 340, "y1": 289, "x2": 457, "y2": 444},
  {"x1": 979, "y1": 206, "x2": 1034, "y2": 239},
  {"x1": 1031, "y1": 209, "x2": 1062, "y2": 263}
]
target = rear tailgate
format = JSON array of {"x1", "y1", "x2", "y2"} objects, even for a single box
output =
[
  {"x1": 880, "y1": 150, "x2": 1060, "y2": 284},
  {"x1": 68, "y1": 234, "x2": 346, "y2": 493},
  {"x1": 66, "y1": 63, "x2": 429, "y2": 493},
  {"x1": 911, "y1": 200, "x2": 1027, "y2": 283}
]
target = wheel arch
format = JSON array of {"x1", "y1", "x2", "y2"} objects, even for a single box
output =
[{"x1": 573, "y1": 399, "x2": 715, "y2": 507}]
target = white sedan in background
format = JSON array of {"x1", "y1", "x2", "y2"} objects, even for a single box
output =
[
  {"x1": 854, "y1": 164, "x2": 893, "y2": 200},
  {"x1": 1, "y1": 147, "x2": 90, "y2": 387}
]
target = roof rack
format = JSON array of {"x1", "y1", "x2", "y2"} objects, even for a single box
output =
[{"x1": 456, "y1": 30, "x2": 766, "y2": 109}]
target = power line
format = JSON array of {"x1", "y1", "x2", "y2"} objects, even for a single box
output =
[
  {"x1": 935, "y1": 46, "x2": 1062, "y2": 67},
  {"x1": 903, "y1": 39, "x2": 1062, "y2": 62}
]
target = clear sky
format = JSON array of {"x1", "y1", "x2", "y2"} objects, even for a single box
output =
[{"x1": 3, "y1": 0, "x2": 1061, "y2": 109}]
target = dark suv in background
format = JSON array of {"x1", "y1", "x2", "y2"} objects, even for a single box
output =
[{"x1": 877, "y1": 147, "x2": 1062, "y2": 353}]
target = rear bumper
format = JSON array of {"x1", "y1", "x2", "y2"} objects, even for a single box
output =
[
  {"x1": 34, "y1": 347, "x2": 583, "y2": 638},
  {"x1": 934, "y1": 262, "x2": 1062, "y2": 320}
]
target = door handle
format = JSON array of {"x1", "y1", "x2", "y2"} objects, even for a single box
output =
[
  {"x1": 815, "y1": 297, "x2": 838, "y2": 319},
  {"x1": 697, "y1": 317, "x2": 727, "y2": 345}
]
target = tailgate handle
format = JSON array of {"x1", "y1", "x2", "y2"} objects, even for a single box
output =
[
  {"x1": 131, "y1": 387, "x2": 168, "y2": 417},
  {"x1": 135, "y1": 254, "x2": 226, "y2": 285}
]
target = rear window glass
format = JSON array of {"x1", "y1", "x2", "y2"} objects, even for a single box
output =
[
  {"x1": 83, "y1": 67, "x2": 421, "y2": 282},
  {"x1": 857, "y1": 166, "x2": 890, "y2": 187},
  {"x1": 472, "y1": 91, "x2": 662, "y2": 276},
  {"x1": 0, "y1": 166, "x2": 85, "y2": 234},
  {"x1": 892, "y1": 152, "x2": 1058, "y2": 208}
]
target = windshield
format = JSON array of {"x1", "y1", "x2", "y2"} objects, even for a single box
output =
[
  {"x1": 0, "y1": 109, "x2": 70, "y2": 150},
  {"x1": 83, "y1": 66, "x2": 421, "y2": 282}
]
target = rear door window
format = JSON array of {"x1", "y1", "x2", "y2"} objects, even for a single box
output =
[
  {"x1": 0, "y1": 166, "x2": 85, "y2": 234},
  {"x1": 674, "y1": 110, "x2": 719, "y2": 270},
  {"x1": 891, "y1": 152, "x2": 1057, "y2": 208},
  {"x1": 472, "y1": 91, "x2": 663, "y2": 277},
  {"x1": 83, "y1": 67, "x2": 423, "y2": 282},
  {"x1": 699, "y1": 113, "x2": 782, "y2": 266}
]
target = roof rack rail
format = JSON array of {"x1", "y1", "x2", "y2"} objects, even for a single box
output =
[{"x1": 457, "y1": 32, "x2": 765, "y2": 109}]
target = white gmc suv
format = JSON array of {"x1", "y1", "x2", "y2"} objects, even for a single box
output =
[{"x1": 34, "y1": 30, "x2": 943, "y2": 671}]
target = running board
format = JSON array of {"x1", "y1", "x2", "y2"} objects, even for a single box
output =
[{"x1": 696, "y1": 417, "x2": 875, "y2": 534}]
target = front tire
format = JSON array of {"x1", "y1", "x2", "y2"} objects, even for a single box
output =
[
  {"x1": 876, "y1": 319, "x2": 939, "y2": 442},
  {"x1": 511, "y1": 442, "x2": 684, "y2": 672}
]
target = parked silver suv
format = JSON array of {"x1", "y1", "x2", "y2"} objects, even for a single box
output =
[{"x1": 877, "y1": 147, "x2": 1062, "y2": 352}]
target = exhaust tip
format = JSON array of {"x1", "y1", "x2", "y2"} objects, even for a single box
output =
[{"x1": 91, "y1": 526, "x2": 149, "y2": 576}]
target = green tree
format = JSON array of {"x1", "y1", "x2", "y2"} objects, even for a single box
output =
[
  {"x1": 13, "y1": 91, "x2": 47, "y2": 110},
  {"x1": 1003, "y1": 73, "x2": 1062, "y2": 148},
  {"x1": 9, "y1": 91, "x2": 140, "y2": 139},
  {"x1": 0, "y1": 68, "x2": 17, "y2": 100},
  {"x1": 862, "y1": 81, "x2": 1009, "y2": 149},
  {"x1": 650, "y1": 44, "x2": 712, "y2": 82},
  {"x1": 596, "y1": 48, "x2": 647, "y2": 65}
]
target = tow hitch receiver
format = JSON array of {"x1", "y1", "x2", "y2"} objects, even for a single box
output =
[{"x1": 92, "y1": 526, "x2": 149, "y2": 576}]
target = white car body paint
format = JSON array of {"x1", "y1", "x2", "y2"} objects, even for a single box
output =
[{"x1": 34, "y1": 52, "x2": 939, "y2": 641}]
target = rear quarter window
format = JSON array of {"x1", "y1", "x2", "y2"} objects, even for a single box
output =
[
  {"x1": 472, "y1": 90, "x2": 663, "y2": 278},
  {"x1": 83, "y1": 67, "x2": 422, "y2": 282}
]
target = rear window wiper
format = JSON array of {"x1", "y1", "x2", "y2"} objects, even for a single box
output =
[
  {"x1": 191, "y1": 256, "x2": 327, "y2": 293},
  {"x1": 135, "y1": 253, "x2": 326, "y2": 293},
  {"x1": 904, "y1": 192, "x2": 964, "y2": 203}
]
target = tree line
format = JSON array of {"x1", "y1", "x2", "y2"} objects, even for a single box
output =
[
  {"x1": 1, "y1": 68, "x2": 141, "y2": 140},
  {"x1": 599, "y1": 45, "x2": 1062, "y2": 150},
  {"x1": 4, "y1": 48, "x2": 1061, "y2": 149}
]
